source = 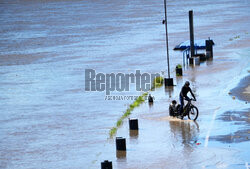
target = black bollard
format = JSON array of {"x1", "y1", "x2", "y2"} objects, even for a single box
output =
[
  {"x1": 101, "y1": 160, "x2": 112, "y2": 169},
  {"x1": 164, "y1": 78, "x2": 174, "y2": 86},
  {"x1": 116, "y1": 137, "x2": 126, "y2": 151},
  {"x1": 206, "y1": 39, "x2": 214, "y2": 58},
  {"x1": 129, "y1": 119, "x2": 139, "y2": 130},
  {"x1": 175, "y1": 67, "x2": 182, "y2": 76}
]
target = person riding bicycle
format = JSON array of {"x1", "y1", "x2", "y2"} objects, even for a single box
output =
[{"x1": 179, "y1": 81, "x2": 196, "y2": 118}]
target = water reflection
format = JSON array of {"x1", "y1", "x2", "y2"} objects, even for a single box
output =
[
  {"x1": 206, "y1": 57, "x2": 213, "y2": 66},
  {"x1": 129, "y1": 130, "x2": 139, "y2": 138},
  {"x1": 169, "y1": 120, "x2": 199, "y2": 147},
  {"x1": 176, "y1": 76, "x2": 183, "y2": 86},
  {"x1": 116, "y1": 150, "x2": 126, "y2": 159},
  {"x1": 189, "y1": 68, "x2": 198, "y2": 95},
  {"x1": 165, "y1": 86, "x2": 174, "y2": 98},
  {"x1": 148, "y1": 102, "x2": 153, "y2": 108}
]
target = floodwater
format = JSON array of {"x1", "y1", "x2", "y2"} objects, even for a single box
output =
[{"x1": 0, "y1": 0, "x2": 250, "y2": 168}]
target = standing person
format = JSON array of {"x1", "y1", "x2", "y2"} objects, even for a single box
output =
[
  {"x1": 148, "y1": 94, "x2": 154, "y2": 103},
  {"x1": 179, "y1": 81, "x2": 196, "y2": 118}
]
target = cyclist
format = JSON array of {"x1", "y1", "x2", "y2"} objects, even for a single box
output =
[{"x1": 179, "y1": 81, "x2": 196, "y2": 118}]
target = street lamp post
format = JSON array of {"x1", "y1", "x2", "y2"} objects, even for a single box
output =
[{"x1": 163, "y1": 0, "x2": 173, "y2": 86}]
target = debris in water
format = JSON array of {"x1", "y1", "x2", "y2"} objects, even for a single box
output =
[{"x1": 232, "y1": 96, "x2": 236, "y2": 99}]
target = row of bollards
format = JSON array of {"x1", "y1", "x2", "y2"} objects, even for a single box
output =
[{"x1": 101, "y1": 118, "x2": 139, "y2": 168}]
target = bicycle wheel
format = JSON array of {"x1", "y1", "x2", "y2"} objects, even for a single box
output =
[{"x1": 188, "y1": 106, "x2": 199, "y2": 121}]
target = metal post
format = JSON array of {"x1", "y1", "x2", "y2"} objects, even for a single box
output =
[
  {"x1": 183, "y1": 51, "x2": 185, "y2": 68},
  {"x1": 189, "y1": 10, "x2": 194, "y2": 58},
  {"x1": 163, "y1": 0, "x2": 173, "y2": 86},
  {"x1": 164, "y1": 0, "x2": 170, "y2": 79}
]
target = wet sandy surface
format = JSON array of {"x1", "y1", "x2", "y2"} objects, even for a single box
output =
[
  {"x1": 231, "y1": 75, "x2": 250, "y2": 102},
  {"x1": 210, "y1": 109, "x2": 250, "y2": 143}
]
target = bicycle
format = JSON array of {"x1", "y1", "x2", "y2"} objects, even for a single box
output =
[{"x1": 182, "y1": 98, "x2": 199, "y2": 121}]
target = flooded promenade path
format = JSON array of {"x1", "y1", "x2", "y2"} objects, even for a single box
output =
[{"x1": 112, "y1": 48, "x2": 250, "y2": 168}]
